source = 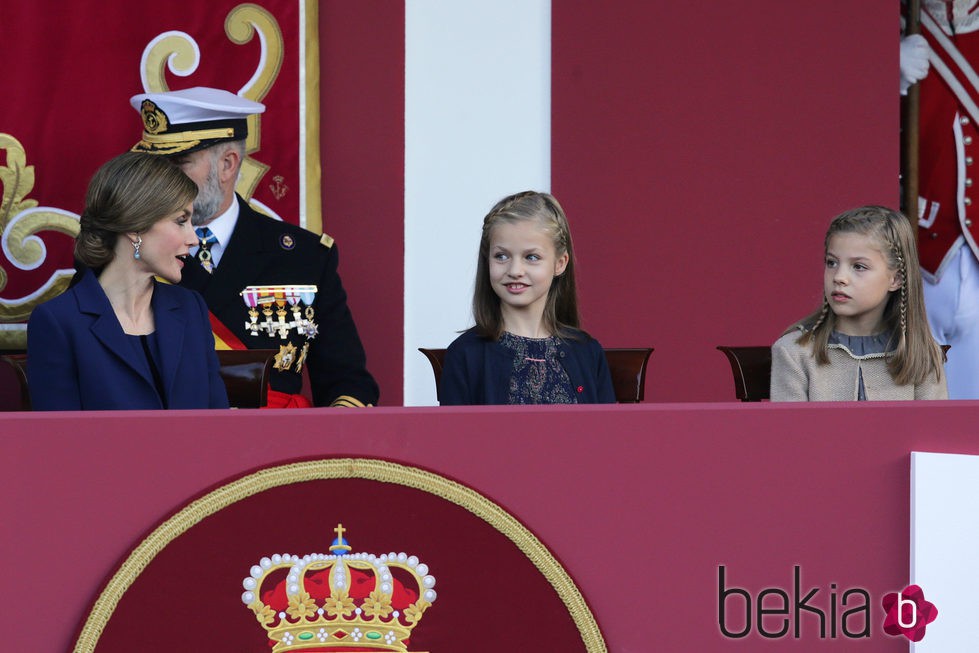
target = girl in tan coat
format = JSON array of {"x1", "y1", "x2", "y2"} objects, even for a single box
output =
[{"x1": 771, "y1": 206, "x2": 947, "y2": 401}]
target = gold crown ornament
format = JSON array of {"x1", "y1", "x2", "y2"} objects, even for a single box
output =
[{"x1": 242, "y1": 524, "x2": 437, "y2": 652}]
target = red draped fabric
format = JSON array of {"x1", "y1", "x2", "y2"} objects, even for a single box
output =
[{"x1": 0, "y1": 1, "x2": 316, "y2": 349}]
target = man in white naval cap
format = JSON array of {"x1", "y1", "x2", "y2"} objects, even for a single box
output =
[{"x1": 130, "y1": 87, "x2": 378, "y2": 408}]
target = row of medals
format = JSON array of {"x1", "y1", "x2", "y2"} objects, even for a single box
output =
[
  {"x1": 203, "y1": 233, "x2": 319, "y2": 372},
  {"x1": 245, "y1": 299, "x2": 319, "y2": 373}
]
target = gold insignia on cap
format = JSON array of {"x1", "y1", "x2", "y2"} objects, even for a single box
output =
[
  {"x1": 280, "y1": 233, "x2": 295, "y2": 250},
  {"x1": 140, "y1": 99, "x2": 169, "y2": 135}
]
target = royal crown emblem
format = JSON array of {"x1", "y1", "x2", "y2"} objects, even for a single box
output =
[{"x1": 242, "y1": 524, "x2": 437, "y2": 652}]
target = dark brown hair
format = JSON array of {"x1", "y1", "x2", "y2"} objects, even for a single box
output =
[{"x1": 75, "y1": 152, "x2": 197, "y2": 268}]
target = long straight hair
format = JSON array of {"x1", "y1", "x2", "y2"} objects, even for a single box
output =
[
  {"x1": 472, "y1": 191, "x2": 581, "y2": 340},
  {"x1": 794, "y1": 205, "x2": 944, "y2": 385}
]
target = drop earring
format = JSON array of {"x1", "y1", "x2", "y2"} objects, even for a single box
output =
[{"x1": 132, "y1": 235, "x2": 142, "y2": 260}]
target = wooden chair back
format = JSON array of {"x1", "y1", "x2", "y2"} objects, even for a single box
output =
[
  {"x1": 216, "y1": 349, "x2": 277, "y2": 408},
  {"x1": 603, "y1": 348, "x2": 654, "y2": 403},
  {"x1": 419, "y1": 346, "x2": 654, "y2": 404},
  {"x1": 716, "y1": 346, "x2": 771, "y2": 402},
  {"x1": 417, "y1": 348, "x2": 447, "y2": 403},
  {"x1": 0, "y1": 355, "x2": 30, "y2": 411}
]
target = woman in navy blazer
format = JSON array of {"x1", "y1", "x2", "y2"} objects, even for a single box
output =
[{"x1": 27, "y1": 153, "x2": 228, "y2": 410}]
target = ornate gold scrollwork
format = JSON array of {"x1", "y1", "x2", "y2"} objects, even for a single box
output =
[
  {"x1": 1, "y1": 3, "x2": 291, "y2": 350},
  {"x1": 139, "y1": 4, "x2": 283, "y2": 203},
  {"x1": 226, "y1": 3, "x2": 282, "y2": 200},
  {"x1": 0, "y1": 134, "x2": 79, "y2": 345},
  {"x1": 140, "y1": 31, "x2": 200, "y2": 94},
  {"x1": 226, "y1": 4, "x2": 284, "y2": 108}
]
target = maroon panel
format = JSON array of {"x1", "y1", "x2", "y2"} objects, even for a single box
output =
[
  {"x1": 5, "y1": 402, "x2": 979, "y2": 651},
  {"x1": 91, "y1": 475, "x2": 585, "y2": 652},
  {"x1": 1, "y1": 3, "x2": 404, "y2": 403},
  {"x1": 320, "y1": 2, "x2": 405, "y2": 406},
  {"x1": 0, "y1": 1, "x2": 304, "y2": 299},
  {"x1": 552, "y1": 1, "x2": 898, "y2": 401}
]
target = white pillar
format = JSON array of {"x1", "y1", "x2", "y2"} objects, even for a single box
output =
[{"x1": 404, "y1": 0, "x2": 551, "y2": 405}]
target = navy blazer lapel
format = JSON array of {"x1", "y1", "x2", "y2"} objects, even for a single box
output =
[
  {"x1": 151, "y1": 282, "x2": 187, "y2": 400},
  {"x1": 75, "y1": 270, "x2": 154, "y2": 385}
]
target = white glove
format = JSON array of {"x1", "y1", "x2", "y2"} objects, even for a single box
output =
[{"x1": 901, "y1": 34, "x2": 931, "y2": 95}]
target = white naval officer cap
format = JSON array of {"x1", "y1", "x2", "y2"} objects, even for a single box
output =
[{"x1": 129, "y1": 87, "x2": 265, "y2": 156}]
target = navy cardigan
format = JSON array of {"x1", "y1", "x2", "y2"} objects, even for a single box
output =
[{"x1": 439, "y1": 327, "x2": 616, "y2": 405}]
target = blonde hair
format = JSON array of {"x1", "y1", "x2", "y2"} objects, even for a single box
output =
[
  {"x1": 472, "y1": 191, "x2": 581, "y2": 340},
  {"x1": 76, "y1": 152, "x2": 197, "y2": 269},
  {"x1": 794, "y1": 205, "x2": 943, "y2": 385}
]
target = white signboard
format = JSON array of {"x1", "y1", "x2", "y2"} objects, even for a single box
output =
[{"x1": 911, "y1": 451, "x2": 979, "y2": 650}]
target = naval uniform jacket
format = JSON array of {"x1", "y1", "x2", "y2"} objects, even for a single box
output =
[
  {"x1": 26, "y1": 268, "x2": 228, "y2": 410},
  {"x1": 917, "y1": 10, "x2": 979, "y2": 280},
  {"x1": 439, "y1": 327, "x2": 616, "y2": 405},
  {"x1": 179, "y1": 196, "x2": 378, "y2": 407}
]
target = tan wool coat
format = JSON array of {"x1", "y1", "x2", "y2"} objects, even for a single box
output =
[{"x1": 770, "y1": 329, "x2": 948, "y2": 402}]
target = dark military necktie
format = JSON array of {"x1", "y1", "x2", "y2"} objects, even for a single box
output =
[{"x1": 195, "y1": 227, "x2": 218, "y2": 274}]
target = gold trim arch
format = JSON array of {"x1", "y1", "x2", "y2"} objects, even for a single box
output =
[{"x1": 72, "y1": 458, "x2": 607, "y2": 653}]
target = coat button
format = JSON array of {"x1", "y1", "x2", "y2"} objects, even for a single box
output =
[
  {"x1": 932, "y1": 232, "x2": 939, "y2": 239},
  {"x1": 559, "y1": 350, "x2": 566, "y2": 358},
  {"x1": 963, "y1": 116, "x2": 972, "y2": 125},
  {"x1": 968, "y1": 178, "x2": 974, "y2": 187},
  {"x1": 966, "y1": 136, "x2": 974, "y2": 146},
  {"x1": 966, "y1": 197, "x2": 973, "y2": 206},
  {"x1": 968, "y1": 156, "x2": 975, "y2": 166},
  {"x1": 967, "y1": 219, "x2": 974, "y2": 227}
]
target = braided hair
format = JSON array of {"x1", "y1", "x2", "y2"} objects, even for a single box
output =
[
  {"x1": 472, "y1": 191, "x2": 582, "y2": 340},
  {"x1": 793, "y1": 205, "x2": 943, "y2": 385}
]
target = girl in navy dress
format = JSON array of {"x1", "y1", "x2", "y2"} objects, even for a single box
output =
[{"x1": 440, "y1": 191, "x2": 614, "y2": 405}]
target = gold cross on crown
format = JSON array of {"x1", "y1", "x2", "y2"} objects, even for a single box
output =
[{"x1": 329, "y1": 522, "x2": 351, "y2": 554}]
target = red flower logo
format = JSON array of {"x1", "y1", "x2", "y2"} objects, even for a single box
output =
[{"x1": 881, "y1": 585, "x2": 937, "y2": 642}]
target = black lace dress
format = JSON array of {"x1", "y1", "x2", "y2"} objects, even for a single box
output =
[{"x1": 499, "y1": 332, "x2": 577, "y2": 404}]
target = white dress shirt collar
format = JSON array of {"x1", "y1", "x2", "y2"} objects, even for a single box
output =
[{"x1": 193, "y1": 198, "x2": 239, "y2": 268}]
